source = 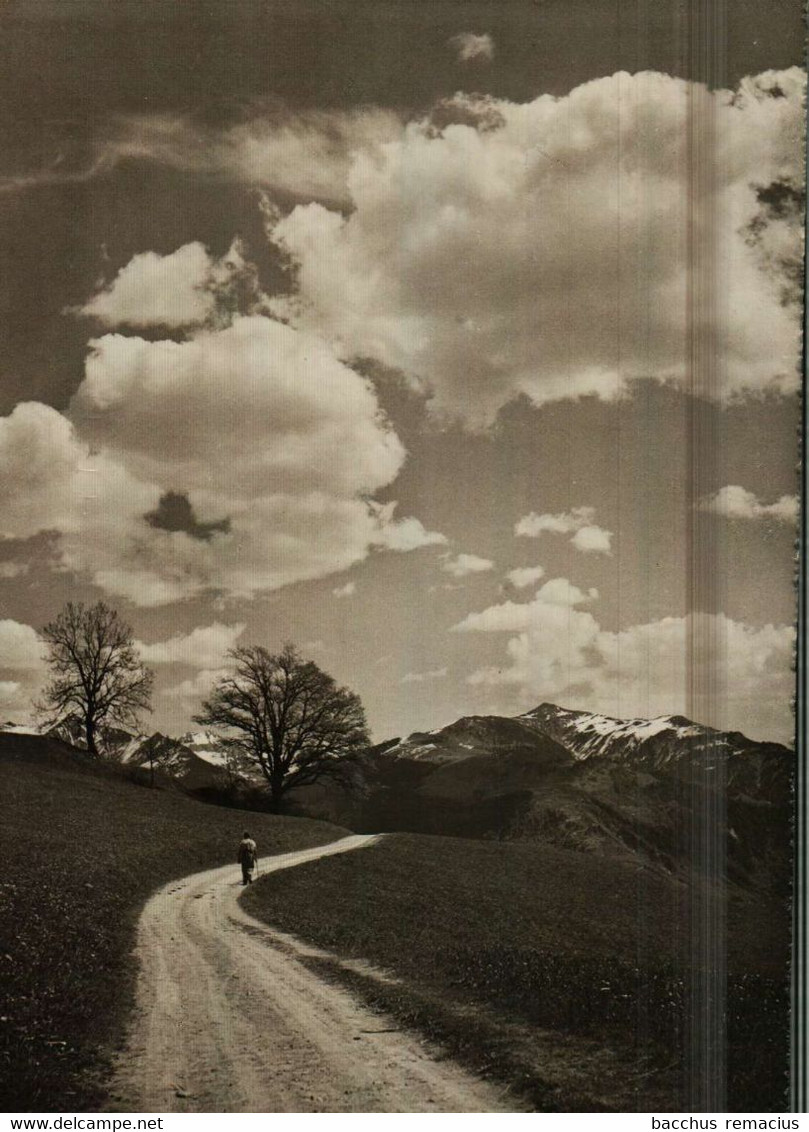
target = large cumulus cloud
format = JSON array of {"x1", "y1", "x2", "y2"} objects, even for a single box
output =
[
  {"x1": 0, "y1": 251, "x2": 444, "y2": 604},
  {"x1": 268, "y1": 69, "x2": 804, "y2": 423}
]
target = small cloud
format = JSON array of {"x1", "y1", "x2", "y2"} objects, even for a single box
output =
[
  {"x1": 333, "y1": 581, "x2": 356, "y2": 598},
  {"x1": 370, "y1": 502, "x2": 447, "y2": 551},
  {"x1": 571, "y1": 526, "x2": 613, "y2": 554},
  {"x1": 73, "y1": 239, "x2": 258, "y2": 329},
  {"x1": 441, "y1": 552, "x2": 495, "y2": 578},
  {"x1": 505, "y1": 565, "x2": 545, "y2": 589},
  {"x1": 516, "y1": 507, "x2": 612, "y2": 555},
  {"x1": 449, "y1": 32, "x2": 495, "y2": 63},
  {"x1": 700, "y1": 485, "x2": 798, "y2": 524},
  {"x1": 401, "y1": 666, "x2": 448, "y2": 684}
]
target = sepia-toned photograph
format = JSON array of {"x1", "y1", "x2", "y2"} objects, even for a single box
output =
[{"x1": 0, "y1": 0, "x2": 804, "y2": 1116}]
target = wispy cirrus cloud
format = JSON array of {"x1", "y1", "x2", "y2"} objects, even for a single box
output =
[
  {"x1": 400, "y1": 666, "x2": 448, "y2": 684},
  {"x1": 0, "y1": 106, "x2": 403, "y2": 208}
]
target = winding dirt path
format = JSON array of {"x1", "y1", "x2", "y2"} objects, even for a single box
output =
[{"x1": 106, "y1": 835, "x2": 516, "y2": 1113}]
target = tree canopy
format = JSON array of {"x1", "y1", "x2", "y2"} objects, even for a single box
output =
[
  {"x1": 39, "y1": 601, "x2": 153, "y2": 757},
  {"x1": 195, "y1": 643, "x2": 369, "y2": 807}
]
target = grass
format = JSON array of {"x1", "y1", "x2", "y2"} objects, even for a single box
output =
[
  {"x1": 0, "y1": 734, "x2": 347, "y2": 1112},
  {"x1": 244, "y1": 832, "x2": 791, "y2": 1112}
]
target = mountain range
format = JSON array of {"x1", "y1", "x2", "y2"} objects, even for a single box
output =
[
  {"x1": 3, "y1": 702, "x2": 792, "y2": 888},
  {"x1": 297, "y1": 704, "x2": 793, "y2": 889}
]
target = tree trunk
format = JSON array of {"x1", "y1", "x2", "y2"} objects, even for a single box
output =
[
  {"x1": 86, "y1": 715, "x2": 98, "y2": 758},
  {"x1": 269, "y1": 774, "x2": 286, "y2": 813}
]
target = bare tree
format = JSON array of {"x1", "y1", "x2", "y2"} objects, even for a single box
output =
[
  {"x1": 195, "y1": 643, "x2": 369, "y2": 809},
  {"x1": 38, "y1": 601, "x2": 154, "y2": 758}
]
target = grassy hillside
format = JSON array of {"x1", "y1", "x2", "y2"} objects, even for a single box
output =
[
  {"x1": 0, "y1": 734, "x2": 347, "y2": 1112},
  {"x1": 244, "y1": 832, "x2": 790, "y2": 1111}
]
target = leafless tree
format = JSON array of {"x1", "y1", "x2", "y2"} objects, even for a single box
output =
[
  {"x1": 195, "y1": 643, "x2": 369, "y2": 809},
  {"x1": 38, "y1": 601, "x2": 154, "y2": 758}
]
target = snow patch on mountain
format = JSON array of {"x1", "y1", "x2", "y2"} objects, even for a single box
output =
[{"x1": 178, "y1": 730, "x2": 230, "y2": 767}]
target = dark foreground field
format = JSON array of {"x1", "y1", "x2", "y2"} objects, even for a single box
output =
[
  {"x1": 245, "y1": 832, "x2": 790, "y2": 1111},
  {"x1": 0, "y1": 735, "x2": 347, "y2": 1111}
]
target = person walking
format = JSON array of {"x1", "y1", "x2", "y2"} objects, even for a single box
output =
[{"x1": 238, "y1": 831, "x2": 258, "y2": 885}]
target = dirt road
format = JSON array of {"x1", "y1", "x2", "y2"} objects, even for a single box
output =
[{"x1": 107, "y1": 834, "x2": 516, "y2": 1113}]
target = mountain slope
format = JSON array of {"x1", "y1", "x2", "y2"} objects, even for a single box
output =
[
  {"x1": 296, "y1": 704, "x2": 792, "y2": 889},
  {"x1": 519, "y1": 703, "x2": 792, "y2": 803}
]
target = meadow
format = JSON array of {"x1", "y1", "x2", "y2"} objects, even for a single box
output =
[
  {"x1": 0, "y1": 734, "x2": 346, "y2": 1111},
  {"x1": 245, "y1": 832, "x2": 790, "y2": 1111}
]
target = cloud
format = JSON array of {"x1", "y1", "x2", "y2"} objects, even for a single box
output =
[
  {"x1": 332, "y1": 581, "x2": 356, "y2": 598},
  {"x1": 448, "y1": 33, "x2": 494, "y2": 63},
  {"x1": 400, "y1": 666, "x2": 448, "y2": 684},
  {"x1": 268, "y1": 69, "x2": 804, "y2": 423},
  {"x1": 136, "y1": 622, "x2": 245, "y2": 668},
  {"x1": 75, "y1": 241, "x2": 255, "y2": 328},
  {"x1": 73, "y1": 317, "x2": 404, "y2": 496},
  {"x1": 516, "y1": 507, "x2": 594, "y2": 537},
  {"x1": 2, "y1": 106, "x2": 404, "y2": 207},
  {"x1": 0, "y1": 306, "x2": 441, "y2": 604},
  {"x1": 441, "y1": 552, "x2": 495, "y2": 578},
  {"x1": 571, "y1": 526, "x2": 613, "y2": 554},
  {"x1": 163, "y1": 667, "x2": 229, "y2": 707},
  {"x1": 0, "y1": 680, "x2": 29, "y2": 720},
  {"x1": 505, "y1": 565, "x2": 545, "y2": 589},
  {"x1": 0, "y1": 561, "x2": 30, "y2": 579},
  {"x1": 0, "y1": 400, "x2": 156, "y2": 550},
  {"x1": 0, "y1": 619, "x2": 45, "y2": 670},
  {"x1": 368, "y1": 502, "x2": 448, "y2": 551},
  {"x1": 453, "y1": 577, "x2": 596, "y2": 632},
  {"x1": 0, "y1": 619, "x2": 46, "y2": 725},
  {"x1": 516, "y1": 507, "x2": 613, "y2": 554},
  {"x1": 458, "y1": 587, "x2": 795, "y2": 743},
  {"x1": 701, "y1": 485, "x2": 798, "y2": 524}
]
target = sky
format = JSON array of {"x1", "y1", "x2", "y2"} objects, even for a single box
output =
[{"x1": 0, "y1": 0, "x2": 803, "y2": 746}]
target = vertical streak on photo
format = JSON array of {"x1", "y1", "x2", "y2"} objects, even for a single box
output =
[{"x1": 684, "y1": 0, "x2": 729, "y2": 1111}]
